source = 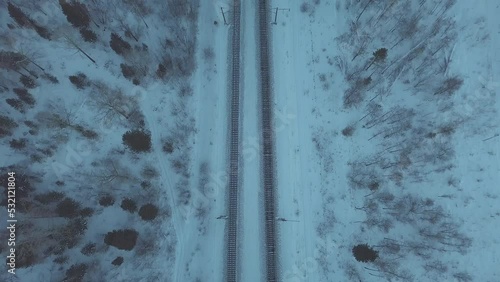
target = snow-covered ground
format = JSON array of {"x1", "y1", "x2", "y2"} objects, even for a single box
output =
[{"x1": 271, "y1": 0, "x2": 500, "y2": 281}]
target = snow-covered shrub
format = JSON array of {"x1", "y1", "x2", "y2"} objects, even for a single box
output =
[
  {"x1": 352, "y1": 244, "x2": 378, "y2": 262},
  {"x1": 122, "y1": 130, "x2": 151, "y2": 153},
  {"x1": 120, "y1": 198, "x2": 137, "y2": 213},
  {"x1": 56, "y1": 198, "x2": 82, "y2": 218},
  {"x1": 104, "y1": 229, "x2": 139, "y2": 251},
  {"x1": 139, "y1": 203, "x2": 158, "y2": 221}
]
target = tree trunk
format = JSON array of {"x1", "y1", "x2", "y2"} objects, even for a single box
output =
[{"x1": 356, "y1": 0, "x2": 374, "y2": 23}]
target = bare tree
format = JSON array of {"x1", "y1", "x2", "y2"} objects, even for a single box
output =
[
  {"x1": 88, "y1": 82, "x2": 136, "y2": 124},
  {"x1": 90, "y1": 158, "x2": 137, "y2": 186},
  {"x1": 87, "y1": 0, "x2": 115, "y2": 27},
  {"x1": 62, "y1": 34, "x2": 96, "y2": 64}
]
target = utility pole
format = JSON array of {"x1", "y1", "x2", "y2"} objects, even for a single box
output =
[
  {"x1": 271, "y1": 7, "x2": 290, "y2": 25},
  {"x1": 220, "y1": 7, "x2": 228, "y2": 25}
]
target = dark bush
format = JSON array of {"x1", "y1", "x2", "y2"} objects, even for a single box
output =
[
  {"x1": 120, "y1": 63, "x2": 135, "y2": 79},
  {"x1": 368, "y1": 181, "x2": 380, "y2": 191},
  {"x1": 112, "y1": 256, "x2": 124, "y2": 266},
  {"x1": 80, "y1": 28, "x2": 97, "y2": 43},
  {"x1": 0, "y1": 115, "x2": 18, "y2": 138},
  {"x1": 74, "y1": 125, "x2": 98, "y2": 139},
  {"x1": 59, "y1": 0, "x2": 90, "y2": 28},
  {"x1": 435, "y1": 76, "x2": 463, "y2": 96},
  {"x1": 80, "y1": 207, "x2": 94, "y2": 217},
  {"x1": 156, "y1": 63, "x2": 166, "y2": 78},
  {"x1": 132, "y1": 78, "x2": 140, "y2": 85},
  {"x1": 41, "y1": 73, "x2": 59, "y2": 84},
  {"x1": 55, "y1": 218, "x2": 87, "y2": 249},
  {"x1": 99, "y1": 195, "x2": 114, "y2": 207},
  {"x1": 104, "y1": 229, "x2": 138, "y2": 251},
  {"x1": 34, "y1": 191, "x2": 65, "y2": 204},
  {"x1": 122, "y1": 130, "x2": 151, "y2": 153},
  {"x1": 7, "y1": 2, "x2": 31, "y2": 27},
  {"x1": 178, "y1": 83, "x2": 193, "y2": 97},
  {"x1": 33, "y1": 24, "x2": 51, "y2": 40},
  {"x1": 110, "y1": 33, "x2": 131, "y2": 55},
  {"x1": 56, "y1": 198, "x2": 82, "y2": 218},
  {"x1": 140, "y1": 180, "x2": 151, "y2": 189},
  {"x1": 65, "y1": 263, "x2": 88, "y2": 282},
  {"x1": 19, "y1": 76, "x2": 36, "y2": 89},
  {"x1": 16, "y1": 243, "x2": 36, "y2": 268},
  {"x1": 342, "y1": 125, "x2": 355, "y2": 137},
  {"x1": 9, "y1": 138, "x2": 27, "y2": 149},
  {"x1": 24, "y1": 120, "x2": 37, "y2": 128},
  {"x1": 6, "y1": 98, "x2": 25, "y2": 113},
  {"x1": 352, "y1": 244, "x2": 378, "y2": 262},
  {"x1": 162, "y1": 141, "x2": 174, "y2": 153},
  {"x1": 373, "y1": 48, "x2": 388, "y2": 62},
  {"x1": 13, "y1": 88, "x2": 35, "y2": 106},
  {"x1": 300, "y1": 3, "x2": 312, "y2": 13},
  {"x1": 80, "y1": 242, "x2": 96, "y2": 256},
  {"x1": 56, "y1": 180, "x2": 65, "y2": 186},
  {"x1": 69, "y1": 72, "x2": 89, "y2": 89},
  {"x1": 53, "y1": 255, "x2": 68, "y2": 264},
  {"x1": 121, "y1": 198, "x2": 137, "y2": 213},
  {"x1": 139, "y1": 204, "x2": 158, "y2": 221}
]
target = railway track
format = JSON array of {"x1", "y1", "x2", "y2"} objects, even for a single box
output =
[
  {"x1": 226, "y1": 1, "x2": 277, "y2": 281},
  {"x1": 257, "y1": 0, "x2": 278, "y2": 281},
  {"x1": 226, "y1": 0, "x2": 241, "y2": 281}
]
